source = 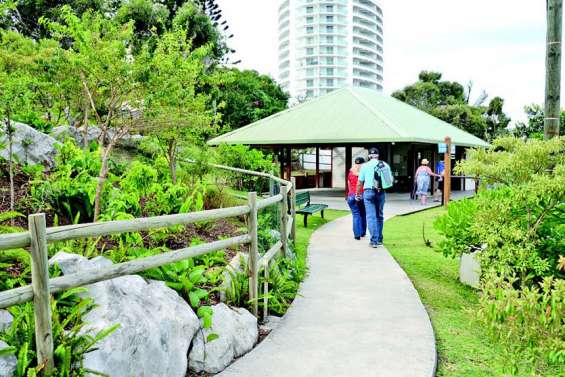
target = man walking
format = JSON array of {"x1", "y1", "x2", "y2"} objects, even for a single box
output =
[{"x1": 355, "y1": 147, "x2": 393, "y2": 248}]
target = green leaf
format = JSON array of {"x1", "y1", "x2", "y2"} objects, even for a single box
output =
[{"x1": 206, "y1": 333, "x2": 219, "y2": 343}]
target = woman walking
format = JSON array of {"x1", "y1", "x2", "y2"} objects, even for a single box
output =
[
  {"x1": 347, "y1": 157, "x2": 367, "y2": 240},
  {"x1": 415, "y1": 159, "x2": 441, "y2": 205}
]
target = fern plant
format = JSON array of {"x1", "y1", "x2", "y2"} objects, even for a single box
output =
[{"x1": 0, "y1": 286, "x2": 118, "y2": 377}]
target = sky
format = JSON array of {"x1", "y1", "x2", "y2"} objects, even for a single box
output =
[{"x1": 216, "y1": 0, "x2": 564, "y2": 125}]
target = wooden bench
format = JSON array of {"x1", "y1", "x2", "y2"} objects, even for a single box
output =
[{"x1": 294, "y1": 192, "x2": 328, "y2": 228}]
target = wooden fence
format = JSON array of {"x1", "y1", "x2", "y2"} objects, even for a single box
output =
[{"x1": 0, "y1": 167, "x2": 297, "y2": 372}]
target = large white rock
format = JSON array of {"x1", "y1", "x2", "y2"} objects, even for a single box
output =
[
  {"x1": 51, "y1": 125, "x2": 142, "y2": 148},
  {"x1": 0, "y1": 340, "x2": 16, "y2": 377},
  {"x1": 189, "y1": 303, "x2": 258, "y2": 374},
  {"x1": 50, "y1": 252, "x2": 200, "y2": 377},
  {"x1": 0, "y1": 121, "x2": 60, "y2": 166},
  {"x1": 0, "y1": 310, "x2": 13, "y2": 332}
]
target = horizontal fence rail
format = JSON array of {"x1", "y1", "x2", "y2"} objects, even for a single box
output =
[
  {"x1": 0, "y1": 205, "x2": 251, "y2": 250},
  {"x1": 0, "y1": 235, "x2": 251, "y2": 309},
  {"x1": 0, "y1": 162, "x2": 297, "y2": 373}
]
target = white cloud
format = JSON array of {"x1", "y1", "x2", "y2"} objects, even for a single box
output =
[{"x1": 217, "y1": 0, "x2": 563, "y2": 124}]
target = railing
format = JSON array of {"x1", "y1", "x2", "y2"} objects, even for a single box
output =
[{"x1": 0, "y1": 165, "x2": 297, "y2": 373}]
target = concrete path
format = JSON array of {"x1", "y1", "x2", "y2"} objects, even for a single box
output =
[{"x1": 219, "y1": 208, "x2": 437, "y2": 377}]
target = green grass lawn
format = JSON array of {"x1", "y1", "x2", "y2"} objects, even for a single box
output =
[{"x1": 384, "y1": 208, "x2": 519, "y2": 377}]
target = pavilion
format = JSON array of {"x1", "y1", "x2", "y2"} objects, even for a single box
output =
[{"x1": 208, "y1": 87, "x2": 488, "y2": 193}]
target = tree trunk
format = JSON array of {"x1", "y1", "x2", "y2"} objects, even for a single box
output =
[
  {"x1": 82, "y1": 103, "x2": 89, "y2": 153},
  {"x1": 168, "y1": 140, "x2": 177, "y2": 184},
  {"x1": 6, "y1": 118, "x2": 15, "y2": 223},
  {"x1": 93, "y1": 144, "x2": 112, "y2": 222}
]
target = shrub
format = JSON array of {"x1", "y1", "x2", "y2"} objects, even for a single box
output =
[
  {"x1": 434, "y1": 137, "x2": 565, "y2": 373},
  {"x1": 478, "y1": 274, "x2": 565, "y2": 373},
  {"x1": 30, "y1": 140, "x2": 101, "y2": 222},
  {"x1": 216, "y1": 144, "x2": 274, "y2": 192}
]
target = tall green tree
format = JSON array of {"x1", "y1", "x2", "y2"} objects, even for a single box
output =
[
  {"x1": 140, "y1": 28, "x2": 217, "y2": 183},
  {"x1": 46, "y1": 7, "x2": 145, "y2": 221},
  {"x1": 0, "y1": 31, "x2": 35, "y2": 214},
  {"x1": 392, "y1": 71, "x2": 511, "y2": 141},
  {"x1": 514, "y1": 104, "x2": 565, "y2": 138},
  {"x1": 211, "y1": 69, "x2": 289, "y2": 131}
]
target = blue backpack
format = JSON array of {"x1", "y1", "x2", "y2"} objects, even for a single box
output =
[{"x1": 374, "y1": 161, "x2": 394, "y2": 190}]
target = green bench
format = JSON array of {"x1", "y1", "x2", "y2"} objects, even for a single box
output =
[{"x1": 294, "y1": 192, "x2": 328, "y2": 228}]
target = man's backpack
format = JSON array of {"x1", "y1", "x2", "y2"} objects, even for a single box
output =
[{"x1": 373, "y1": 161, "x2": 394, "y2": 190}]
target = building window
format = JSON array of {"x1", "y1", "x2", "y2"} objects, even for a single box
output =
[
  {"x1": 325, "y1": 46, "x2": 334, "y2": 54},
  {"x1": 326, "y1": 57, "x2": 334, "y2": 65},
  {"x1": 326, "y1": 16, "x2": 334, "y2": 23},
  {"x1": 326, "y1": 5, "x2": 334, "y2": 12},
  {"x1": 307, "y1": 79, "x2": 314, "y2": 87},
  {"x1": 306, "y1": 58, "x2": 318, "y2": 65},
  {"x1": 306, "y1": 37, "x2": 314, "y2": 44},
  {"x1": 306, "y1": 47, "x2": 314, "y2": 55},
  {"x1": 326, "y1": 68, "x2": 334, "y2": 76},
  {"x1": 325, "y1": 36, "x2": 334, "y2": 43},
  {"x1": 306, "y1": 90, "x2": 315, "y2": 98},
  {"x1": 306, "y1": 6, "x2": 314, "y2": 13},
  {"x1": 306, "y1": 68, "x2": 315, "y2": 76},
  {"x1": 306, "y1": 26, "x2": 314, "y2": 34},
  {"x1": 326, "y1": 79, "x2": 334, "y2": 87},
  {"x1": 326, "y1": 25, "x2": 334, "y2": 33},
  {"x1": 306, "y1": 16, "x2": 314, "y2": 24}
]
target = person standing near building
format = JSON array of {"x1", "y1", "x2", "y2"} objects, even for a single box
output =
[
  {"x1": 415, "y1": 159, "x2": 441, "y2": 205},
  {"x1": 347, "y1": 157, "x2": 367, "y2": 240},
  {"x1": 355, "y1": 147, "x2": 393, "y2": 248}
]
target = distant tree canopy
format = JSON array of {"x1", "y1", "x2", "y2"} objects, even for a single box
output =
[
  {"x1": 392, "y1": 71, "x2": 511, "y2": 141},
  {"x1": 211, "y1": 69, "x2": 289, "y2": 131},
  {"x1": 513, "y1": 104, "x2": 565, "y2": 139},
  {"x1": 1, "y1": 0, "x2": 226, "y2": 58}
]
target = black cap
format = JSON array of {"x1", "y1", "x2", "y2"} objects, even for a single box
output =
[
  {"x1": 354, "y1": 157, "x2": 365, "y2": 164},
  {"x1": 368, "y1": 147, "x2": 380, "y2": 156}
]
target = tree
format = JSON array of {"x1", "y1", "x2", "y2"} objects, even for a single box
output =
[
  {"x1": 113, "y1": 0, "x2": 226, "y2": 58},
  {"x1": 46, "y1": 7, "x2": 145, "y2": 221},
  {"x1": 140, "y1": 28, "x2": 217, "y2": 183},
  {"x1": 211, "y1": 69, "x2": 289, "y2": 131},
  {"x1": 0, "y1": 0, "x2": 107, "y2": 39},
  {"x1": 514, "y1": 104, "x2": 565, "y2": 138},
  {"x1": 0, "y1": 32, "x2": 35, "y2": 215},
  {"x1": 393, "y1": 71, "x2": 511, "y2": 141},
  {"x1": 1, "y1": 0, "x2": 228, "y2": 60},
  {"x1": 392, "y1": 71, "x2": 465, "y2": 112}
]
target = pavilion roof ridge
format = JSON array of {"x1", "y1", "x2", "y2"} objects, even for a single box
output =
[{"x1": 346, "y1": 88, "x2": 407, "y2": 138}]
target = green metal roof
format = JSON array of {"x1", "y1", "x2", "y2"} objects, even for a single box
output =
[{"x1": 208, "y1": 87, "x2": 489, "y2": 148}]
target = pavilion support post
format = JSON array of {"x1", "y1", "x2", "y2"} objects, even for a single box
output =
[
  {"x1": 285, "y1": 148, "x2": 292, "y2": 181},
  {"x1": 315, "y1": 147, "x2": 320, "y2": 188},
  {"x1": 330, "y1": 149, "x2": 334, "y2": 188},
  {"x1": 431, "y1": 151, "x2": 436, "y2": 196},
  {"x1": 345, "y1": 146, "x2": 352, "y2": 198},
  {"x1": 443, "y1": 137, "x2": 452, "y2": 207},
  {"x1": 278, "y1": 150, "x2": 284, "y2": 178}
]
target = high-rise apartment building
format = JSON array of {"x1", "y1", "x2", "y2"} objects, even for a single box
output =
[{"x1": 278, "y1": 0, "x2": 384, "y2": 100}]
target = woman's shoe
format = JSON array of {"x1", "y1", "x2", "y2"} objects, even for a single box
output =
[{"x1": 354, "y1": 237, "x2": 361, "y2": 240}]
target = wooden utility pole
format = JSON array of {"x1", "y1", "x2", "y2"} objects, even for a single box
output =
[
  {"x1": 544, "y1": 0, "x2": 563, "y2": 139},
  {"x1": 443, "y1": 137, "x2": 452, "y2": 207}
]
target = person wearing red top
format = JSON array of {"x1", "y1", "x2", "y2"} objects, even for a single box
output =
[{"x1": 347, "y1": 157, "x2": 367, "y2": 240}]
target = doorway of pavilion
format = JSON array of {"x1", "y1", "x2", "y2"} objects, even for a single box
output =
[{"x1": 291, "y1": 148, "x2": 333, "y2": 189}]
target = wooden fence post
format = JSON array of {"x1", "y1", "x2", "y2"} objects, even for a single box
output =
[
  {"x1": 247, "y1": 192, "x2": 259, "y2": 316},
  {"x1": 280, "y1": 184, "x2": 289, "y2": 258},
  {"x1": 290, "y1": 178, "x2": 297, "y2": 242},
  {"x1": 263, "y1": 261, "x2": 269, "y2": 319},
  {"x1": 29, "y1": 214, "x2": 54, "y2": 372}
]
